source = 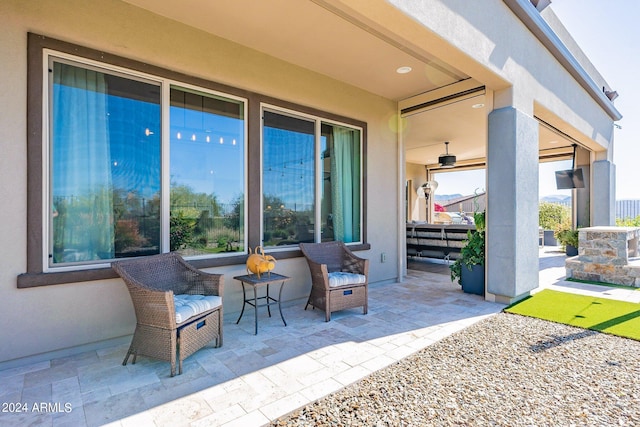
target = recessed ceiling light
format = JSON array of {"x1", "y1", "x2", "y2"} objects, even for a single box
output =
[
  {"x1": 396, "y1": 66, "x2": 412, "y2": 74},
  {"x1": 471, "y1": 103, "x2": 485, "y2": 109},
  {"x1": 549, "y1": 140, "x2": 558, "y2": 144}
]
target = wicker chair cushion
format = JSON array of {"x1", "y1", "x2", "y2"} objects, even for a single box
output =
[
  {"x1": 328, "y1": 272, "x2": 367, "y2": 288},
  {"x1": 174, "y1": 294, "x2": 222, "y2": 324}
]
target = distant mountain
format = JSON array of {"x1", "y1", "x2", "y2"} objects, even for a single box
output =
[
  {"x1": 540, "y1": 195, "x2": 571, "y2": 203},
  {"x1": 435, "y1": 194, "x2": 463, "y2": 201},
  {"x1": 437, "y1": 194, "x2": 568, "y2": 203}
]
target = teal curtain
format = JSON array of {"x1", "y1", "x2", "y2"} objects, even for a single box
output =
[
  {"x1": 330, "y1": 127, "x2": 361, "y2": 242},
  {"x1": 52, "y1": 62, "x2": 114, "y2": 262}
]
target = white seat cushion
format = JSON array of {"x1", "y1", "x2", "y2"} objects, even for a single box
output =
[
  {"x1": 328, "y1": 272, "x2": 366, "y2": 288},
  {"x1": 174, "y1": 294, "x2": 222, "y2": 324}
]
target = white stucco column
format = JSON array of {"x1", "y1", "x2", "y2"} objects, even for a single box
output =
[
  {"x1": 592, "y1": 160, "x2": 616, "y2": 226},
  {"x1": 486, "y1": 106, "x2": 539, "y2": 303}
]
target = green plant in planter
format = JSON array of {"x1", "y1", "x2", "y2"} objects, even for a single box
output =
[
  {"x1": 553, "y1": 215, "x2": 579, "y2": 249},
  {"x1": 556, "y1": 228, "x2": 579, "y2": 248},
  {"x1": 450, "y1": 210, "x2": 485, "y2": 284}
]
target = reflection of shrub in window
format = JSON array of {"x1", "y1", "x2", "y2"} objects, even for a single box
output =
[
  {"x1": 170, "y1": 211, "x2": 196, "y2": 251},
  {"x1": 114, "y1": 220, "x2": 144, "y2": 254}
]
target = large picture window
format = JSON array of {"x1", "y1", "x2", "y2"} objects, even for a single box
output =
[
  {"x1": 262, "y1": 108, "x2": 362, "y2": 247},
  {"x1": 46, "y1": 55, "x2": 246, "y2": 269},
  {"x1": 24, "y1": 35, "x2": 366, "y2": 286}
]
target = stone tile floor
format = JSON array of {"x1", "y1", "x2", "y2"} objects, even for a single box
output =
[{"x1": 2, "y1": 248, "x2": 635, "y2": 427}]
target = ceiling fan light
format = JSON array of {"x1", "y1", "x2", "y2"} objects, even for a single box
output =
[
  {"x1": 438, "y1": 154, "x2": 456, "y2": 168},
  {"x1": 438, "y1": 141, "x2": 456, "y2": 168}
]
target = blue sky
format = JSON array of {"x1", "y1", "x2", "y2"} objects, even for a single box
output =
[
  {"x1": 435, "y1": 1, "x2": 638, "y2": 200},
  {"x1": 551, "y1": 0, "x2": 639, "y2": 200}
]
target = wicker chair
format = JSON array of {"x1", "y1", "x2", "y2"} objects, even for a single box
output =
[
  {"x1": 112, "y1": 252, "x2": 223, "y2": 376},
  {"x1": 299, "y1": 241, "x2": 369, "y2": 321}
]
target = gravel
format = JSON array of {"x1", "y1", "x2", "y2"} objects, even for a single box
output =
[{"x1": 271, "y1": 313, "x2": 640, "y2": 426}]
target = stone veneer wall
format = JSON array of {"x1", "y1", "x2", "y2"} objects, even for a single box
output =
[{"x1": 565, "y1": 226, "x2": 640, "y2": 287}]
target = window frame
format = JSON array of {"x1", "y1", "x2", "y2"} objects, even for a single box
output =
[
  {"x1": 41, "y1": 52, "x2": 249, "y2": 273},
  {"x1": 166, "y1": 83, "x2": 248, "y2": 261},
  {"x1": 260, "y1": 104, "x2": 364, "y2": 249},
  {"x1": 20, "y1": 33, "x2": 368, "y2": 288},
  {"x1": 44, "y1": 53, "x2": 164, "y2": 272}
]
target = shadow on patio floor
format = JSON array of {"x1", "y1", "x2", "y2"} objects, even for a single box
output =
[{"x1": 0, "y1": 265, "x2": 502, "y2": 427}]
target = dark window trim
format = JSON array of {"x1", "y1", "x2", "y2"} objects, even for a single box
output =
[{"x1": 19, "y1": 33, "x2": 368, "y2": 288}]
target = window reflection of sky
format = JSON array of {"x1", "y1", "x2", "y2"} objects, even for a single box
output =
[
  {"x1": 263, "y1": 126, "x2": 315, "y2": 212},
  {"x1": 52, "y1": 86, "x2": 162, "y2": 201},
  {"x1": 109, "y1": 96, "x2": 161, "y2": 201},
  {"x1": 169, "y1": 106, "x2": 244, "y2": 205},
  {"x1": 53, "y1": 88, "x2": 245, "y2": 205}
]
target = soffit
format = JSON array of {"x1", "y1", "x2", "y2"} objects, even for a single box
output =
[
  {"x1": 121, "y1": 0, "x2": 578, "y2": 167},
  {"x1": 121, "y1": 0, "x2": 468, "y2": 101}
]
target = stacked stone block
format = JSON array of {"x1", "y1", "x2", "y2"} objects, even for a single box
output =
[{"x1": 565, "y1": 226, "x2": 640, "y2": 287}]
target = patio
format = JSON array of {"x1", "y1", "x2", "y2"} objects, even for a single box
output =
[
  {"x1": 0, "y1": 2, "x2": 624, "y2": 424},
  {"x1": 2, "y1": 247, "x2": 626, "y2": 427}
]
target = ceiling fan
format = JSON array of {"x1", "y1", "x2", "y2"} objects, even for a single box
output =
[{"x1": 438, "y1": 141, "x2": 456, "y2": 168}]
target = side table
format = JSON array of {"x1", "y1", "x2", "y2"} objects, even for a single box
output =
[{"x1": 234, "y1": 273, "x2": 290, "y2": 335}]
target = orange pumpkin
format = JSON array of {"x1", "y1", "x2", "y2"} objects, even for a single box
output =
[{"x1": 246, "y1": 246, "x2": 276, "y2": 278}]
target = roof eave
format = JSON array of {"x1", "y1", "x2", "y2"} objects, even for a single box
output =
[{"x1": 503, "y1": 0, "x2": 622, "y2": 121}]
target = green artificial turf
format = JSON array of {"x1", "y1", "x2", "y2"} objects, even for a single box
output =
[
  {"x1": 566, "y1": 277, "x2": 640, "y2": 291},
  {"x1": 504, "y1": 289, "x2": 640, "y2": 341}
]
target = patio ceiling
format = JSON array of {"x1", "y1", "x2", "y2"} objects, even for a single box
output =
[
  {"x1": 123, "y1": 0, "x2": 576, "y2": 166},
  {"x1": 123, "y1": 0, "x2": 468, "y2": 100},
  {"x1": 403, "y1": 94, "x2": 576, "y2": 168}
]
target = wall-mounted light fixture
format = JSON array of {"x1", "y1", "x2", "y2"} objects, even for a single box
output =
[
  {"x1": 438, "y1": 141, "x2": 456, "y2": 168},
  {"x1": 605, "y1": 90, "x2": 619, "y2": 101},
  {"x1": 417, "y1": 180, "x2": 438, "y2": 200},
  {"x1": 530, "y1": 0, "x2": 551, "y2": 12}
]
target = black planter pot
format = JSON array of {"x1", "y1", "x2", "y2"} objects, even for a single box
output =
[
  {"x1": 460, "y1": 263, "x2": 485, "y2": 296},
  {"x1": 566, "y1": 244, "x2": 578, "y2": 257}
]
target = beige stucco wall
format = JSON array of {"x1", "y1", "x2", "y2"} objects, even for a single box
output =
[
  {"x1": 0, "y1": 0, "x2": 399, "y2": 365},
  {"x1": 405, "y1": 162, "x2": 426, "y2": 222}
]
